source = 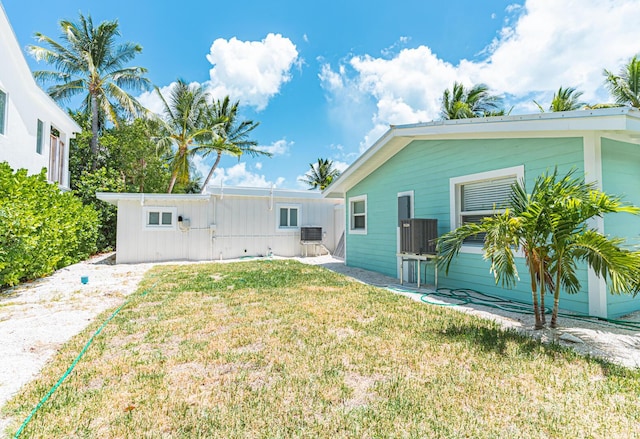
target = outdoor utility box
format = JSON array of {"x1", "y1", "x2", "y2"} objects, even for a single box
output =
[
  {"x1": 301, "y1": 227, "x2": 322, "y2": 242},
  {"x1": 400, "y1": 219, "x2": 438, "y2": 254}
]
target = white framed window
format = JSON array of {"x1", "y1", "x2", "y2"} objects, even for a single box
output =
[
  {"x1": 277, "y1": 204, "x2": 301, "y2": 230},
  {"x1": 143, "y1": 207, "x2": 177, "y2": 230},
  {"x1": 36, "y1": 119, "x2": 44, "y2": 154},
  {"x1": 349, "y1": 194, "x2": 367, "y2": 235},
  {"x1": 450, "y1": 166, "x2": 524, "y2": 252},
  {"x1": 0, "y1": 89, "x2": 7, "y2": 135}
]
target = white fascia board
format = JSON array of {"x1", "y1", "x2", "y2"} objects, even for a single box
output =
[
  {"x1": 96, "y1": 192, "x2": 211, "y2": 205},
  {"x1": 324, "y1": 108, "x2": 640, "y2": 198}
]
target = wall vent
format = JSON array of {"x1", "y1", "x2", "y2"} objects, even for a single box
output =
[{"x1": 400, "y1": 219, "x2": 437, "y2": 254}]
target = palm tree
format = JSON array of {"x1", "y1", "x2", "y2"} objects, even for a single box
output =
[
  {"x1": 299, "y1": 158, "x2": 342, "y2": 190},
  {"x1": 441, "y1": 82, "x2": 503, "y2": 120},
  {"x1": 604, "y1": 55, "x2": 640, "y2": 108},
  {"x1": 29, "y1": 13, "x2": 151, "y2": 161},
  {"x1": 534, "y1": 87, "x2": 586, "y2": 112},
  {"x1": 198, "y1": 97, "x2": 267, "y2": 193},
  {"x1": 438, "y1": 169, "x2": 640, "y2": 329},
  {"x1": 155, "y1": 80, "x2": 210, "y2": 193}
]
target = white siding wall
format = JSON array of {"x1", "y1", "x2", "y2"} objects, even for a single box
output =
[
  {"x1": 114, "y1": 195, "x2": 344, "y2": 263},
  {"x1": 0, "y1": 6, "x2": 78, "y2": 189}
]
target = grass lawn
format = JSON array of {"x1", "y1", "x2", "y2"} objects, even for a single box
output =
[{"x1": 4, "y1": 260, "x2": 640, "y2": 438}]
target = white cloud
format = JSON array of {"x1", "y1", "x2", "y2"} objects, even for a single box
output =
[
  {"x1": 206, "y1": 162, "x2": 285, "y2": 188},
  {"x1": 258, "y1": 139, "x2": 292, "y2": 156},
  {"x1": 137, "y1": 83, "x2": 175, "y2": 115},
  {"x1": 255, "y1": 162, "x2": 263, "y2": 170},
  {"x1": 206, "y1": 33, "x2": 299, "y2": 110},
  {"x1": 320, "y1": 0, "x2": 640, "y2": 151}
]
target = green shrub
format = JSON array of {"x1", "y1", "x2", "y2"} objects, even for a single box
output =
[{"x1": 0, "y1": 162, "x2": 98, "y2": 288}]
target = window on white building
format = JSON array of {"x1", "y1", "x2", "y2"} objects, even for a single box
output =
[
  {"x1": 277, "y1": 205, "x2": 300, "y2": 229},
  {"x1": 143, "y1": 207, "x2": 177, "y2": 230},
  {"x1": 36, "y1": 120, "x2": 44, "y2": 154},
  {"x1": 0, "y1": 89, "x2": 6, "y2": 135},
  {"x1": 349, "y1": 194, "x2": 367, "y2": 234},
  {"x1": 450, "y1": 166, "x2": 524, "y2": 246}
]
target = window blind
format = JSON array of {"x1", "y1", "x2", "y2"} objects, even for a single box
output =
[{"x1": 461, "y1": 176, "x2": 516, "y2": 212}]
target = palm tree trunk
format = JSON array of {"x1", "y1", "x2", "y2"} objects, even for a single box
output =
[
  {"x1": 551, "y1": 264, "x2": 562, "y2": 328},
  {"x1": 90, "y1": 93, "x2": 99, "y2": 170},
  {"x1": 200, "y1": 151, "x2": 222, "y2": 194},
  {"x1": 167, "y1": 171, "x2": 178, "y2": 194},
  {"x1": 538, "y1": 256, "x2": 546, "y2": 326},
  {"x1": 528, "y1": 261, "x2": 543, "y2": 329}
]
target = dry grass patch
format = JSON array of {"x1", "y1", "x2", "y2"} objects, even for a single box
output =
[{"x1": 3, "y1": 260, "x2": 640, "y2": 438}]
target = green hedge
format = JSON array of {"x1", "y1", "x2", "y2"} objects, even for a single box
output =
[{"x1": 0, "y1": 162, "x2": 99, "y2": 288}]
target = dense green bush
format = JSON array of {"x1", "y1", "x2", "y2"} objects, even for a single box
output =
[{"x1": 0, "y1": 162, "x2": 98, "y2": 288}]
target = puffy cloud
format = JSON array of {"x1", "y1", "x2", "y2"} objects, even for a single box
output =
[
  {"x1": 321, "y1": 0, "x2": 640, "y2": 150},
  {"x1": 205, "y1": 162, "x2": 285, "y2": 188},
  {"x1": 258, "y1": 139, "x2": 292, "y2": 156},
  {"x1": 206, "y1": 33, "x2": 299, "y2": 110},
  {"x1": 137, "y1": 83, "x2": 175, "y2": 115}
]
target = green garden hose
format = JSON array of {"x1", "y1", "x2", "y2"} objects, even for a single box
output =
[
  {"x1": 389, "y1": 285, "x2": 640, "y2": 331},
  {"x1": 13, "y1": 281, "x2": 158, "y2": 438}
]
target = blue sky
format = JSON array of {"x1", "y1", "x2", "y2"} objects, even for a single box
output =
[{"x1": 4, "y1": 0, "x2": 640, "y2": 190}]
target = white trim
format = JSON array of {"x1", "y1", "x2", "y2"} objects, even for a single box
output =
[
  {"x1": 142, "y1": 206, "x2": 177, "y2": 231},
  {"x1": 449, "y1": 165, "x2": 524, "y2": 254},
  {"x1": 397, "y1": 190, "x2": 414, "y2": 279},
  {"x1": 584, "y1": 133, "x2": 607, "y2": 317},
  {"x1": 275, "y1": 203, "x2": 301, "y2": 231},
  {"x1": 349, "y1": 194, "x2": 367, "y2": 235}
]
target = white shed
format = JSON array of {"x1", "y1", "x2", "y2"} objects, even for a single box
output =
[{"x1": 98, "y1": 187, "x2": 345, "y2": 264}]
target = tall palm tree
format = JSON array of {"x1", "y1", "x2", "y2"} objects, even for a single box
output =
[
  {"x1": 29, "y1": 13, "x2": 151, "y2": 160},
  {"x1": 438, "y1": 169, "x2": 640, "y2": 329},
  {"x1": 198, "y1": 97, "x2": 267, "y2": 193},
  {"x1": 299, "y1": 158, "x2": 342, "y2": 190},
  {"x1": 604, "y1": 55, "x2": 640, "y2": 108},
  {"x1": 441, "y1": 82, "x2": 503, "y2": 120},
  {"x1": 534, "y1": 86, "x2": 586, "y2": 112},
  {"x1": 155, "y1": 80, "x2": 210, "y2": 193}
]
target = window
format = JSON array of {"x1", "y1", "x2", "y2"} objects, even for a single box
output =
[
  {"x1": 349, "y1": 194, "x2": 367, "y2": 234},
  {"x1": 36, "y1": 120, "x2": 44, "y2": 154},
  {"x1": 143, "y1": 207, "x2": 177, "y2": 230},
  {"x1": 0, "y1": 89, "x2": 6, "y2": 135},
  {"x1": 450, "y1": 166, "x2": 524, "y2": 248},
  {"x1": 277, "y1": 204, "x2": 301, "y2": 230}
]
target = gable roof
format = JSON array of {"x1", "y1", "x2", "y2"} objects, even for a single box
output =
[{"x1": 323, "y1": 107, "x2": 640, "y2": 198}]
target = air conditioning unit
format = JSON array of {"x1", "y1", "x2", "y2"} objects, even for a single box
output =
[
  {"x1": 301, "y1": 227, "x2": 322, "y2": 242},
  {"x1": 400, "y1": 219, "x2": 437, "y2": 254}
]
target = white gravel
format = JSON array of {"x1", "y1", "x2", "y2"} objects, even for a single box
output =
[{"x1": 1, "y1": 254, "x2": 638, "y2": 436}]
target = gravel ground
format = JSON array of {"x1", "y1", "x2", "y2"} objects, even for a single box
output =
[{"x1": 1, "y1": 254, "x2": 639, "y2": 436}]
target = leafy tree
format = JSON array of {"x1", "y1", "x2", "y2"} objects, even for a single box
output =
[
  {"x1": 29, "y1": 13, "x2": 151, "y2": 161},
  {"x1": 441, "y1": 82, "x2": 503, "y2": 119},
  {"x1": 604, "y1": 55, "x2": 640, "y2": 108},
  {"x1": 155, "y1": 80, "x2": 211, "y2": 193},
  {"x1": 534, "y1": 86, "x2": 586, "y2": 112},
  {"x1": 198, "y1": 97, "x2": 267, "y2": 193},
  {"x1": 299, "y1": 158, "x2": 342, "y2": 191},
  {"x1": 438, "y1": 169, "x2": 640, "y2": 329}
]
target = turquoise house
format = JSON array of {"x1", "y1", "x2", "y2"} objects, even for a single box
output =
[{"x1": 324, "y1": 108, "x2": 640, "y2": 318}]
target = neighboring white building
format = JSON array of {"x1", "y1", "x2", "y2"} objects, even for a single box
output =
[
  {"x1": 0, "y1": 3, "x2": 80, "y2": 189},
  {"x1": 97, "y1": 187, "x2": 345, "y2": 264}
]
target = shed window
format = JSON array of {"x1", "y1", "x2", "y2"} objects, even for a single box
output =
[
  {"x1": 143, "y1": 207, "x2": 177, "y2": 230},
  {"x1": 277, "y1": 205, "x2": 300, "y2": 229}
]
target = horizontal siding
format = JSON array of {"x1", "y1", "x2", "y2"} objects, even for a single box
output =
[
  {"x1": 601, "y1": 137, "x2": 640, "y2": 317},
  {"x1": 347, "y1": 136, "x2": 592, "y2": 314}
]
